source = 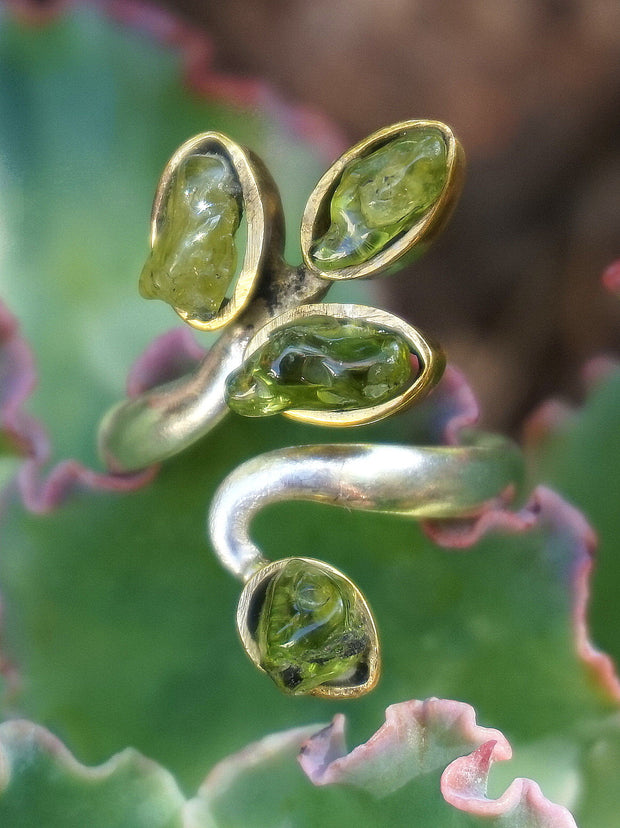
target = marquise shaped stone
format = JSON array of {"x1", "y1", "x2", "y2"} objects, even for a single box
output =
[
  {"x1": 225, "y1": 314, "x2": 416, "y2": 418},
  {"x1": 301, "y1": 119, "x2": 464, "y2": 280}
]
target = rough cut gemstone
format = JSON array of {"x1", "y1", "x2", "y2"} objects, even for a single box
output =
[
  {"x1": 139, "y1": 152, "x2": 241, "y2": 321},
  {"x1": 310, "y1": 128, "x2": 448, "y2": 269},
  {"x1": 225, "y1": 314, "x2": 415, "y2": 417},
  {"x1": 256, "y1": 559, "x2": 371, "y2": 694}
]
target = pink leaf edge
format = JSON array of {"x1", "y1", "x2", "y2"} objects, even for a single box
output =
[
  {"x1": 298, "y1": 698, "x2": 577, "y2": 826},
  {"x1": 441, "y1": 739, "x2": 578, "y2": 826},
  {"x1": 522, "y1": 355, "x2": 619, "y2": 451},
  {"x1": 422, "y1": 484, "x2": 620, "y2": 706},
  {"x1": 602, "y1": 258, "x2": 620, "y2": 297},
  {"x1": 5, "y1": 0, "x2": 347, "y2": 161},
  {"x1": 125, "y1": 326, "x2": 206, "y2": 397},
  {"x1": 0, "y1": 301, "x2": 156, "y2": 514}
]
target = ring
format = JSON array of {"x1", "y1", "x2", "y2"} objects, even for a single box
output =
[
  {"x1": 97, "y1": 120, "x2": 465, "y2": 472},
  {"x1": 208, "y1": 434, "x2": 523, "y2": 698}
]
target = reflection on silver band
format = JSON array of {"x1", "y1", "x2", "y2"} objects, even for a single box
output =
[{"x1": 208, "y1": 434, "x2": 523, "y2": 582}]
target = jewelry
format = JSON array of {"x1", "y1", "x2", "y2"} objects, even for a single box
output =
[
  {"x1": 208, "y1": 435, "x2": 523, "y2": 698},
  {"x1": 224, "y1": 302, "x2": 445, "y2": 426},
  {"x1": 98, "y1": 120, "x2": 464, "y2": 472}
]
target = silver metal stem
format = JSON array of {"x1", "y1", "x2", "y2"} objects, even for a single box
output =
[
  {"x1": 208, "y1": 435, "x2": 524, "y2": 581},
  {"x1": 98, "y1": 266, "x2": 329, "y2": 472}
]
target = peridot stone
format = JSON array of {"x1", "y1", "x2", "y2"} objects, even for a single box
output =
[
  {"x1": 225, "y1": 314, "x2": 414, "y2": 417},
  {"x1": 256, "y1": 560, "x2": 371, "y2": 694},
  {"x1": 139, "y1": 153, "x2": 241, "y2": 321},
  {"x1": 311, "y1": 128, "x2": 448, "y2": 269}
]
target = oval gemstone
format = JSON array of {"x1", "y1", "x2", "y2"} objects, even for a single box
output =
[
  {"x1": 225, "y1": 315, "x2": 415, "y2": 417},
  {"x1": 310, "y1": 128, "x2": 448, "y2": 270},
  {"x1": 256, "y1": 560, "x2": 373, "y2": 694},
  {"x1": 139, "y1": 152, "x2": 242, "y2": 321}
]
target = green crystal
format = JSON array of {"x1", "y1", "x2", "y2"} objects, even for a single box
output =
[
  {"x1": 310, "y1": 128, "x2": 448, "y2": 269},
  {"x1": 139, "y1": 153, "x2": 241, "y2": 321},
  {"x1": 256, "y1": 560, "x2": 371, "y2": 694},
  {"x1": 225, "y1": 314, "x2": 414, "y2": 417}
]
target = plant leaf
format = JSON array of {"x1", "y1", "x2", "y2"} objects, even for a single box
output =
[
  {"x1": 0, "y1": 719, "x2": 192, "y2": 828},
  {"x1": 297, "y1": 699, "x2": 578, "y2": 826},
  {"x1": 525, "y1": 363, "x2": 620, "y2": 677},
  {"x1": 299, "y1": 698, "x2": 510, "y2": 797}
]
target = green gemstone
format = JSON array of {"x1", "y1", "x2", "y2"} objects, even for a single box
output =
[
  {"x1": 311, "y1": 128, "x2": 448, "y2": 270},
  {"x1": 225, "y1": 314, "x2": 414, "y2": 417},
  {"x1": 139, "y1": 153, "x2": 241, "y2": 321},
  {"x1": 256, "y1": 560, "x2": 371, "y2": 694}
]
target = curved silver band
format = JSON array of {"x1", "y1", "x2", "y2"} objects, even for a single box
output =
[
  {"x1": 97, "y1": 266, "x2": 329, "y2": 473},
  {"x1": 208, "y1": 434, "x2": 524, "y2": 581},
  {"x1": 98, "y1": 324, "x2": 249, "y2": 473}
]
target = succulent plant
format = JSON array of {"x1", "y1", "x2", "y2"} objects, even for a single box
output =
[{"x1": 0, "y1": 4, "x2": 619, "y2": 826}]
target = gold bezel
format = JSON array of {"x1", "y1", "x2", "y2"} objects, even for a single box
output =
[
  {"x1": 236, "y1": 557, "x2": 380, "y2": 699},
  {"x1": 148, "y1": 131, "x2": 276, "y2": 331},
  {"x1": 300, "y1": 119, "x2": 465, "y2": 281},
  {"x1": 238, "y1": 303, "x2": 445, "y2": 427}
]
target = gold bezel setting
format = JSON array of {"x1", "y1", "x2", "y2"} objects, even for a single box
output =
[
  {"x1": 300, "y1": 119, "x2": 465, "y2": 281},
  {"x1": 148, "y1": 131, "x2": 279, "y2": 331},
  {"x1": 100, "y1": 119, "x2": 464, "y2": 474},
  {"x1": 236, "y1": 557, "x2": 380, "y2": 699},
  {"x1": 238, "y1": 302, "x2": 446, "y2": 426}
]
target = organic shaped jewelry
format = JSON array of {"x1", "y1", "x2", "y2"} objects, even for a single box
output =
[
  {"x1": 137, "y1": 131, "x2": 283, "y2": 331},
  {"x1": 237, "y1": 557, "x2": 379, "y2": 697},
  {"x1": 225, "y1": 303, "x2": 444, "y2": 426},
  {"x1": 98, "y1": 120, "x2": 464, "y2": 472},
  {"x1": 208, "y1": 435, "x2": 523, "y2": 698}
]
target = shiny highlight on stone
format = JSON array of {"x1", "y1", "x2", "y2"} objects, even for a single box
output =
[
  {"x1": 225, "y1": 314, "x2": 415, "y2": 417},
  {"x1": 310, "y1": 128, "x2": 448, "y2": 270},
  {"x1": 139, "y1": 152, "x2": 242, "y2": 321},
  {"x1": 255, "y1": 559, "x2": 372, "y2": 694}
]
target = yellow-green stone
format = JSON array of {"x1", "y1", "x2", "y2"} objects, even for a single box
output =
[
  {"x1": 311, "y1": 128, "x2": 448, "y2": 269},
  {"x1": 139, "y1": 153, "x2": 241, "y2": 321},
  {"x1": 257, "y1": 560, "x2": 371, "y2": 694},
  {"x1": 225, "y1": 315, "x2": 414, "y2": 417}
]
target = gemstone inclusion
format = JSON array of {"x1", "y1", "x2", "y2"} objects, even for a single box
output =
[
  {"x1": 310, "y1": 128, "x2": 448, "y2": 270},
  {"x1": 139, "y1": 152, "x2": 241, "y2": 321},
  {"x1": 256, "y1": 560, "x2": 371, "y2": 694},
  {"x1": 225, "y1": 315, "x2": 415, "y2": 417}
]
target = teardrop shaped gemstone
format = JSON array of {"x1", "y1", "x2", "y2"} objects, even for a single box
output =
[
  {"x1": 139, "y1": 152, "x2": 242, "y2": 321},
  {"x1": 254, "y1": 559, "x2": 375, "y2": 694},
  {"x1": 310, "y1": 128, "x2": 448, "y2": 270},
  {"x1": 225, "y1": 314, "x2": 415, "y2": 417}
]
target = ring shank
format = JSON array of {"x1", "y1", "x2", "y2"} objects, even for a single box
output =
[{"x1": 208, "y1": 434, "x2": 523, "y2": 581}]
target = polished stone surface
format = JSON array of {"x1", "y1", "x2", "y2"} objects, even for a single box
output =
[
  {"x1": 225, "y1": 314, "x2": 414, "y2": 416},
  {"x1": 311, "y1": 128, "x2": 447, "y2": 269},
  {"x1": 256, "y1": 559, "x2": 371, "y2": 694},
  {"x1": 139, "y1": 152, "x2": 241, "y2": 320}
]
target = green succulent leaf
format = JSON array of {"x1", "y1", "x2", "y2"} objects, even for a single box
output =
[
  {"x1": 525, "y1": 364, "x2": 620, "y2": 673},
  {"x1": 0, "y1": 720, "x2": 194, "y2": 828},
  {"x1": 299, "y1": 700, "x2": 578, "y2": 827}
]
